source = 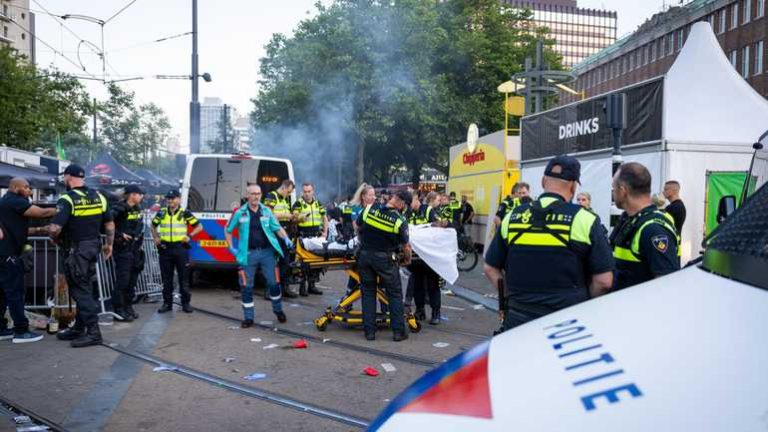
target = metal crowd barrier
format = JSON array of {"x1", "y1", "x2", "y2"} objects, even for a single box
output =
[
  {"x1": 24, "y1": 237, "x2": 71, "y2": 311},
  {"x1": 135, "y1": 237, "x2": 163, "y2": 298},
  {"x1": 23, "y1": 224, "x2": 163, "y2": 320}
]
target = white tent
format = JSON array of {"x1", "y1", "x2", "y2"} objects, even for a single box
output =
[{"x1": 520, "y1": 22, "x2": 766, "y2": 263}]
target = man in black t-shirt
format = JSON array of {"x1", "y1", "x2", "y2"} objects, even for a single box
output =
[
  {"x1": 663, "y1": 180, "x2": 686, "y2": 236},
  {"x1": 0, "y1": 178, "x2": 57, "y2": 344}
]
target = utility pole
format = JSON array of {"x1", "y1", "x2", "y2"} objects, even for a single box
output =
[
  {"x1": 92, "y1": 97, "x2": 98, "y2": 160},
  {"x1": 222, "y1": 104, "x2": 229, "y2": 154},
  {"x1": 190, "y1": 0, "x2": 201, "y2": 154}
]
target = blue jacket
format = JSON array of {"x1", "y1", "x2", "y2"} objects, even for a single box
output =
[{"x1": 226, "y1": 203, "x2": 284, "y2": 266}]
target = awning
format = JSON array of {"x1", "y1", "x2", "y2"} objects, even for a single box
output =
[{"x1": 0, "y1": 161, "x2": 57, "y2": 189}]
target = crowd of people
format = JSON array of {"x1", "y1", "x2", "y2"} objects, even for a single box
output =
[{"x1": 0, "y1": 155, "x2": 689, "y2": 347}]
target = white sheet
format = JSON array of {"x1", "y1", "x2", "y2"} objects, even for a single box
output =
[{"x1": 409, "y1": 225, "x2": 459, "y2": 284}]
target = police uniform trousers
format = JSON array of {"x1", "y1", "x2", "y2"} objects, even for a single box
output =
[
  {"x1": 503, "y1": 301, "x2": 556, "y2": 331},
  {"x1": 158, "y1": 243, "x2": 191, "y2": 306},
  {"x1": 63, "y1": 239, "x2": 102, "y2": 328},
  {"x1": 357, "y1": 249, "x2": 405, "y2": 334},
  {"x1": 409, "y1": 260, "x2": 440, "y2": 314},
  {"x1": 112, "y1": 241, "x2": 141, "y2": 309}
]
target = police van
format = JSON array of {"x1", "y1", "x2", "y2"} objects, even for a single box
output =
[
  {"x1": 370, "y1": 140, "x2": 768, "y2": 431},
  {"x1": 181, "y1": 152, "x2": 295, "y2": 270}
]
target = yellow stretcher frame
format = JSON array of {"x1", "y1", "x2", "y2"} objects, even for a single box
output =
[{"x1": 292, "y1": 242, "x2": 420, "y2": 333}]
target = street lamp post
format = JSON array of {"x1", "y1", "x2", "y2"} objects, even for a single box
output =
[{"x1": 190, "y1": 0, "x2": 200, "y2": 154}]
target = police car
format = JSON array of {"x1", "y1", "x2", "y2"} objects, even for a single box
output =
[{"x1": 370, "y1": 142, "x2": 768, "y2": 431}]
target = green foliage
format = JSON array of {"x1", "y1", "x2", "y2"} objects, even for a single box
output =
[
  {"x1": 251, "y1": 0, "x2": 562, "y2": 186},
  {"x1": 0, "y1": 46, "x2": 91, "y2": 151},
  {"x1": 99, "y1": 84, "x2": 171, "y2": 168}
]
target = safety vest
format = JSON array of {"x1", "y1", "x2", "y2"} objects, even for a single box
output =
[
  {"x1": 265, "y1": 190, "x2": 291, "y2": 214},
  {"x1": 440, "y1": 199, "x2": 461, "y2": 221},
  {"x1": 500, "y1": 196, "x2": 524, "y2": 217},
  {"x1": 409, "y1": 206, "x2": 433, "y2": 225},
  {"x1": 115, "y1": 202, "x2": 144, "y2": 238},
  {"x1": 59, "y1": 188, "x2": 109, "y2": 243},
  {"x1": 500, "y1": 195, "x2": 597, "y2": 309},
  {"x1": 294, "y1": 199, "x2": 324, "y2": 228},
  {"x1": 362, "y1": 204, "x2": 404, "y2": 234},
  {"x1": 155, "y1": 207, "x2": 198, "y2": 243},
  {"x1": 60, "y1": 188, "x2": 108, "y2": 217},
  {"x1": 612, "y1": 207, "x2": 681, "y2": 267},
  {"x1": 342, "y1": 204, "x2": 353, "y2": 216}
]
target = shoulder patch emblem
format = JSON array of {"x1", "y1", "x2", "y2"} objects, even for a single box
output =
[{"x1": 651, "y1": 235, "x2": 669, "y2": 253}]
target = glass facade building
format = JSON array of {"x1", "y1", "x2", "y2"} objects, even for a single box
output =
[{"x1": 505, "y1": 0, "x2": 618, "y2": 68}]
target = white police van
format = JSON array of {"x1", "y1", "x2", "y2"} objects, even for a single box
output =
[{"x1": 370, "y1": 138, "x2": 768, "y2": 431}]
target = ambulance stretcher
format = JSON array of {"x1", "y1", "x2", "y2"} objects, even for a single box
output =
[{"x1": 290, "y1": 240, "x2": 420, "y2": 333}]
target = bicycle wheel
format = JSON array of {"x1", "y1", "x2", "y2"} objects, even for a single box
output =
[{"x1": 456, "y1": 242, "x2": 479, "y2": 272}]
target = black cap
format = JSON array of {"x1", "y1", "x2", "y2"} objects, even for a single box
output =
[
  {"x1": 166, "y1": 189, "x2": 181, "y2": 198},
  {"x1": 124, "y1": 184, "x2": 144, "y2": 195},
  {"x1": 545, "y1": 155, "x2": 581, "y2": 183},
  {"x1": 449, "y1": 191, "x2": 456, "y2": 197},
  {"x1": 63, "y1": 164, "x2": 85, "y2": 178},
  {"x1": 394, "y1": 190, "x2": 413, "y2": 204}
]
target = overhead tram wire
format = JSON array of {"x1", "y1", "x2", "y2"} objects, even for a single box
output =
[
  {"x1": 7, "y1": 18, "x2": 100, "y2": 80},
  {"x1": 107, "y1": 31, "x2": 192, "y2": 54},
  {"x1": 30, "y1": 0, "x2": 98, "y2": 55},
  {"x1": 104, "y1": 0, "x2": 139, "y2": 24}
]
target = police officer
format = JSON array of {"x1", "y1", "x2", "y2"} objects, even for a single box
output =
[
  {"x1": 111, "y1": 185, "x2": 145, "y2": 322},
  {"x1": 151, "y1": 190, "x2": 203, "y2": 313},
  {"x1": 338, "y1": 195, "x2": 355, "y2": 241},
  {"x1": 610, "y1": 162, "x2": 680, "y2": 289},
  {"x1": 494, "y1": 182, "x2": 532, "y2": 228},
  {"x1": 357, "y1": 189, "x2": 411, "y2": 341},
  {"x1": 406, "y1": 193, "x2": 442, "y2": 325},
  {"x1": 263, "y1": 179, "x2": 298, "y2": 298},
  {"x1": 50, "y1": 164, "x2": 115, "y2": 348},
  {"x1": 291, "y1": 182, "x2": 327, "y2": 295},
  {"x1": 484, "y1": 156, "x2": 614, "y2": 331},
  {"x1": 441, "y1": 192, "x2": 462, "y2": 228}
]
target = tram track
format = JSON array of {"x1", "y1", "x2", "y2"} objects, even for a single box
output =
[
  {"x1": 176, "y1": 302, "x2": 440, "y2": 368},
  {"x1": 100, "y1": 342, "x2": 371, "y2": 429},
  {"x1": 0, "y1": 394, "x2": 68, "y2": 431}
]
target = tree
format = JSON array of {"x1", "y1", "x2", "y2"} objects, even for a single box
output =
[
  {"x1": 0, "y1": 46, "x2": 91, "y2": 151},
  {"x1": 136, "y1": 102, "x2": 171, "y2": 165},
  {"x1": 251, "y1": 0, "x2": 562, "y2": 189},
  {"x1": 99, "y1": 84, "x2": 172, "y2": 169}
]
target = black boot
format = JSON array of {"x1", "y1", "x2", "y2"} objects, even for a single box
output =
[
  {"x1": 308, "y1": 282, "x2": 323, "y2": 295},
  {"x1": 71, "y1": 324, "x2": 102, "y2": 348},
  {"x1": 414, "y1": 308, "x2": 426, "y2": 321},
  {"x1": 56, "y1": 324, "x2": 85, "y2": 341},
  {"x1": 299, "y1": 282, "x2": 308, "y2": 297},
  {"x1": 158, "y1": 303, "x2": 173, "y2": 313},
  {"x1": 429, "y1": 309, "x2": 440, "y2": 325},
  {"x1": 114, "y1": 307, "x2": 133, "y2": 322},
  {"x1": 125, "y1": 304, "x2": 139, "y2": 320}
]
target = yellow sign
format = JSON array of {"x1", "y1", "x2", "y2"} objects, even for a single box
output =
[
  {"x1": 199, "y1": 240, "x2": 228, "y2": 248},
  {"x1": 505, "y1": 96, "x2": 525, "y2": 117}
]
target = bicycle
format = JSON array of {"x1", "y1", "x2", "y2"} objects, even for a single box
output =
[{"x1": 456, "y1": 228, "x2": 479, "y2": 272}]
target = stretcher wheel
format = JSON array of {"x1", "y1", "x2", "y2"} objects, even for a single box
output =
[
  {"x1": 315, "y1": 316, "x2": 329, "y2": 331},
  {"x1": 408, "y1": 318, "x2": 421, "y2": 333}
]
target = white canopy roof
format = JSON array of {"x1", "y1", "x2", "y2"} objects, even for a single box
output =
[{"x1": 664, "y1": 22, "x2": 768, "y2": 146}]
